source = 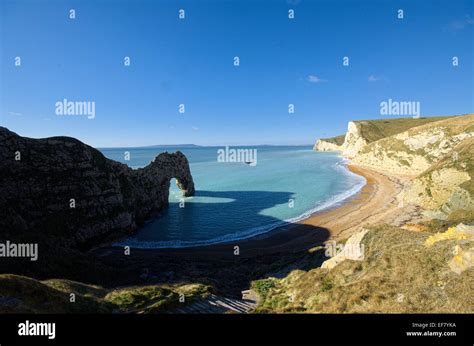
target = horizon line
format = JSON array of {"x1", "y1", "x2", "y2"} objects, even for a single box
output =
[{"x1": 97, "y1": 143, "x2": 315, "y2": 149}]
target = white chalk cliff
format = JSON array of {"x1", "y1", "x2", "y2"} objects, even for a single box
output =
[{"x1": 314, "y1": 114, "x2": 474, "y2": 220}]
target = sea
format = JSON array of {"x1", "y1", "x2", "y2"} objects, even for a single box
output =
[{"x1": 99, "y1": 145, "x2": 366, "y2": 248}]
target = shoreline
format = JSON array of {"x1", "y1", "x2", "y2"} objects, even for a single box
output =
[
  {"x1": 117, "y1": 157, "x2": 367, "y2": 250},
  {"x1": 97, "y1": 163, "x2": 415, "y2": 260}
]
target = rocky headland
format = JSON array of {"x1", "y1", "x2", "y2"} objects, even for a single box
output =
[
  {"x1": 313, "y1": 135, "x2": 345, "y2": 152},
  {"x1": 314, "y1": 114, "x2": 474, "y2": 220},
  {"x1": 0, "y1": 127, "x2": 194, "y2": 280},
  {"x1": 250, "y1": 113, "x2": 473, "y2": 313}
]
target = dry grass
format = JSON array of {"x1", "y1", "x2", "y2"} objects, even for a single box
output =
[
  {"x1": 253, "y1": 225, "x2": 474, "y2": 313},
  {"x1": 356, "y1": 116, "x2": 454, "y2": 144},
  {"x1": 104, "y1": 283, "x2": 212, "y2": 313},
  {"x1": 0, "y1": 274, "x2": 112, "y2": 313},
  {"x1": 320, "y1": 135, "x2": 346, "y2": 146},
  {"x1": 0, "y1": 274, "x2": 212, "y2": 313}
]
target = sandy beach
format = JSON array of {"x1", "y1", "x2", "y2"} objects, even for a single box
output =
[
  {"x1": 301, "y1": 165, "x2": 417, "y2": 241},
  {"x1": 102, "y1": 164, "x2": 419, "y2": 260},
  {"x1": 88, "y1": 160, "x2": 425, "y2": 297}
]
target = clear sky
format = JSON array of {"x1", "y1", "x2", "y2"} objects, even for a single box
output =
[{"x1": 1, "y1": 0, "x2": 473, "y2": 147}]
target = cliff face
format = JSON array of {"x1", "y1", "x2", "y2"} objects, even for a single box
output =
[
  {"x1": 313, "y1": 139, "x2": 343, "y2": 152},
  {"x1": 351, "y1": 115, "x2": 474, "y2": 176},
  {"x1": 402, "y1": 136, "x2": 474, "y2": 219},
  {"x1": 0, "y1": 127, "x2": 195, "y2": 249},
  {"x1": 348, "y1": 115, "x2": 474, "y2": 219},
  {"x1": 256, "y1": 114, "x2": 474, "y2": 314},
  {"x1": 315, "y1": 116, "x2": 453, "y2": 158},
  {"x1": 342, "y1": 121, "x2": 368, "y2": 157},
  {"x1": 314, "y1": 114, "x2": 474, "y2": 220}
]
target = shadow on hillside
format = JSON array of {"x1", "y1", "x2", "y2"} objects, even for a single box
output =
[{"x1": 91, "y1": 189, "x2": 331, "y2": 297}]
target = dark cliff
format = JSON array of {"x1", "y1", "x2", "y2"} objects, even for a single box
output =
[{"x1": 0, "y1": 127, "x2": 195, "y2": 250}]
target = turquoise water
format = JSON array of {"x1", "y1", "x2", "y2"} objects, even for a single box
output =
[{"x1": 100, "y1": 146, "x2": 365, "y2": 248}]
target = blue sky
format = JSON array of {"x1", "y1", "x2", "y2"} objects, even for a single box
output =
[{"x1": 1, "y1": 0, "x2": 473, "y2": 147}]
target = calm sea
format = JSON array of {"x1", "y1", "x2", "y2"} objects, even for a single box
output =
[{"x1": 99, "y1": 146, "x2": 365, "y2": 248}]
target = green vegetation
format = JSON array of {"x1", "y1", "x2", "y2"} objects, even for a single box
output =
[
  {"x1": 105, "y1": 283, "x2": 212, "y2": 313},
  {"x1": 355, "y1": 116, "x2": 454, "y2": 144},
  {"x1": 405, "y1": 114, "x2": 474, "y2": 137},
  {"x1": 43, "y1": 278, "x2": 108, "y2": 298},
  {"x1": 320, "y1": 277, "x2": 334, "y2": 292},
  {"x1": 0, "y1": 275, "x2": 112, "y2": 313},
  {"x1": 357, "y1": 114, "x2": 473, "y2": 177},
  {"x1": 252, "y1": 223, "x2": 474, "y2": 313},
  {"x1": 251, "y1": 278, "x2": 278, "y2": 297},
  {"x1": 320, "y1": 134, "x2": 346, "y2": 146},
  {"x1": 319, "y1": 115, "x2": 457, "y2": 152},
  {"x1": 419, "y1": 212, "x2": 474, "y2": 234},
  {"x1": 0, "y1": 274, "x2": 212, "y2": 313}
]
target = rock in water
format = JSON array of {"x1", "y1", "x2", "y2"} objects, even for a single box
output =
[{"x1": 0, "y1": 127, "x2": 195, "y2": 249}]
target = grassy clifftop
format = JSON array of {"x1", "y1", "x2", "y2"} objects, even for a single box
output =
[
  {"x1": 349, "y1": 114, "x2": 474, "y2": 219},
  {"x1": 315, "y1": 115, "x2": 455, "y2": 151},
  {"x1": 269, "y1": 114, "x2": 474, "y2": 314},
  {"x1": 252, "y1": 221, "x2": 474, "y2": 313},
  {"x1": 354, "y1": 116, "x2": 453, "y2": 144},
  {"x1": 0, "y1": 274, "x2": 212, "y2": 313},
  {"x1": 319, "y1": 134, "x2": 346, "y2": 146},
  {"x1": 355, "y1": 114, "x2": 473, "y2": 167}
]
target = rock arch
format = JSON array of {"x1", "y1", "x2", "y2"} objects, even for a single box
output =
[
  {"x1": 145, "y1": 151, "x2": 195, "y2": 197},
  {"x1": 0, "y1": 126, "x2": 195, "y2": 249}
]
